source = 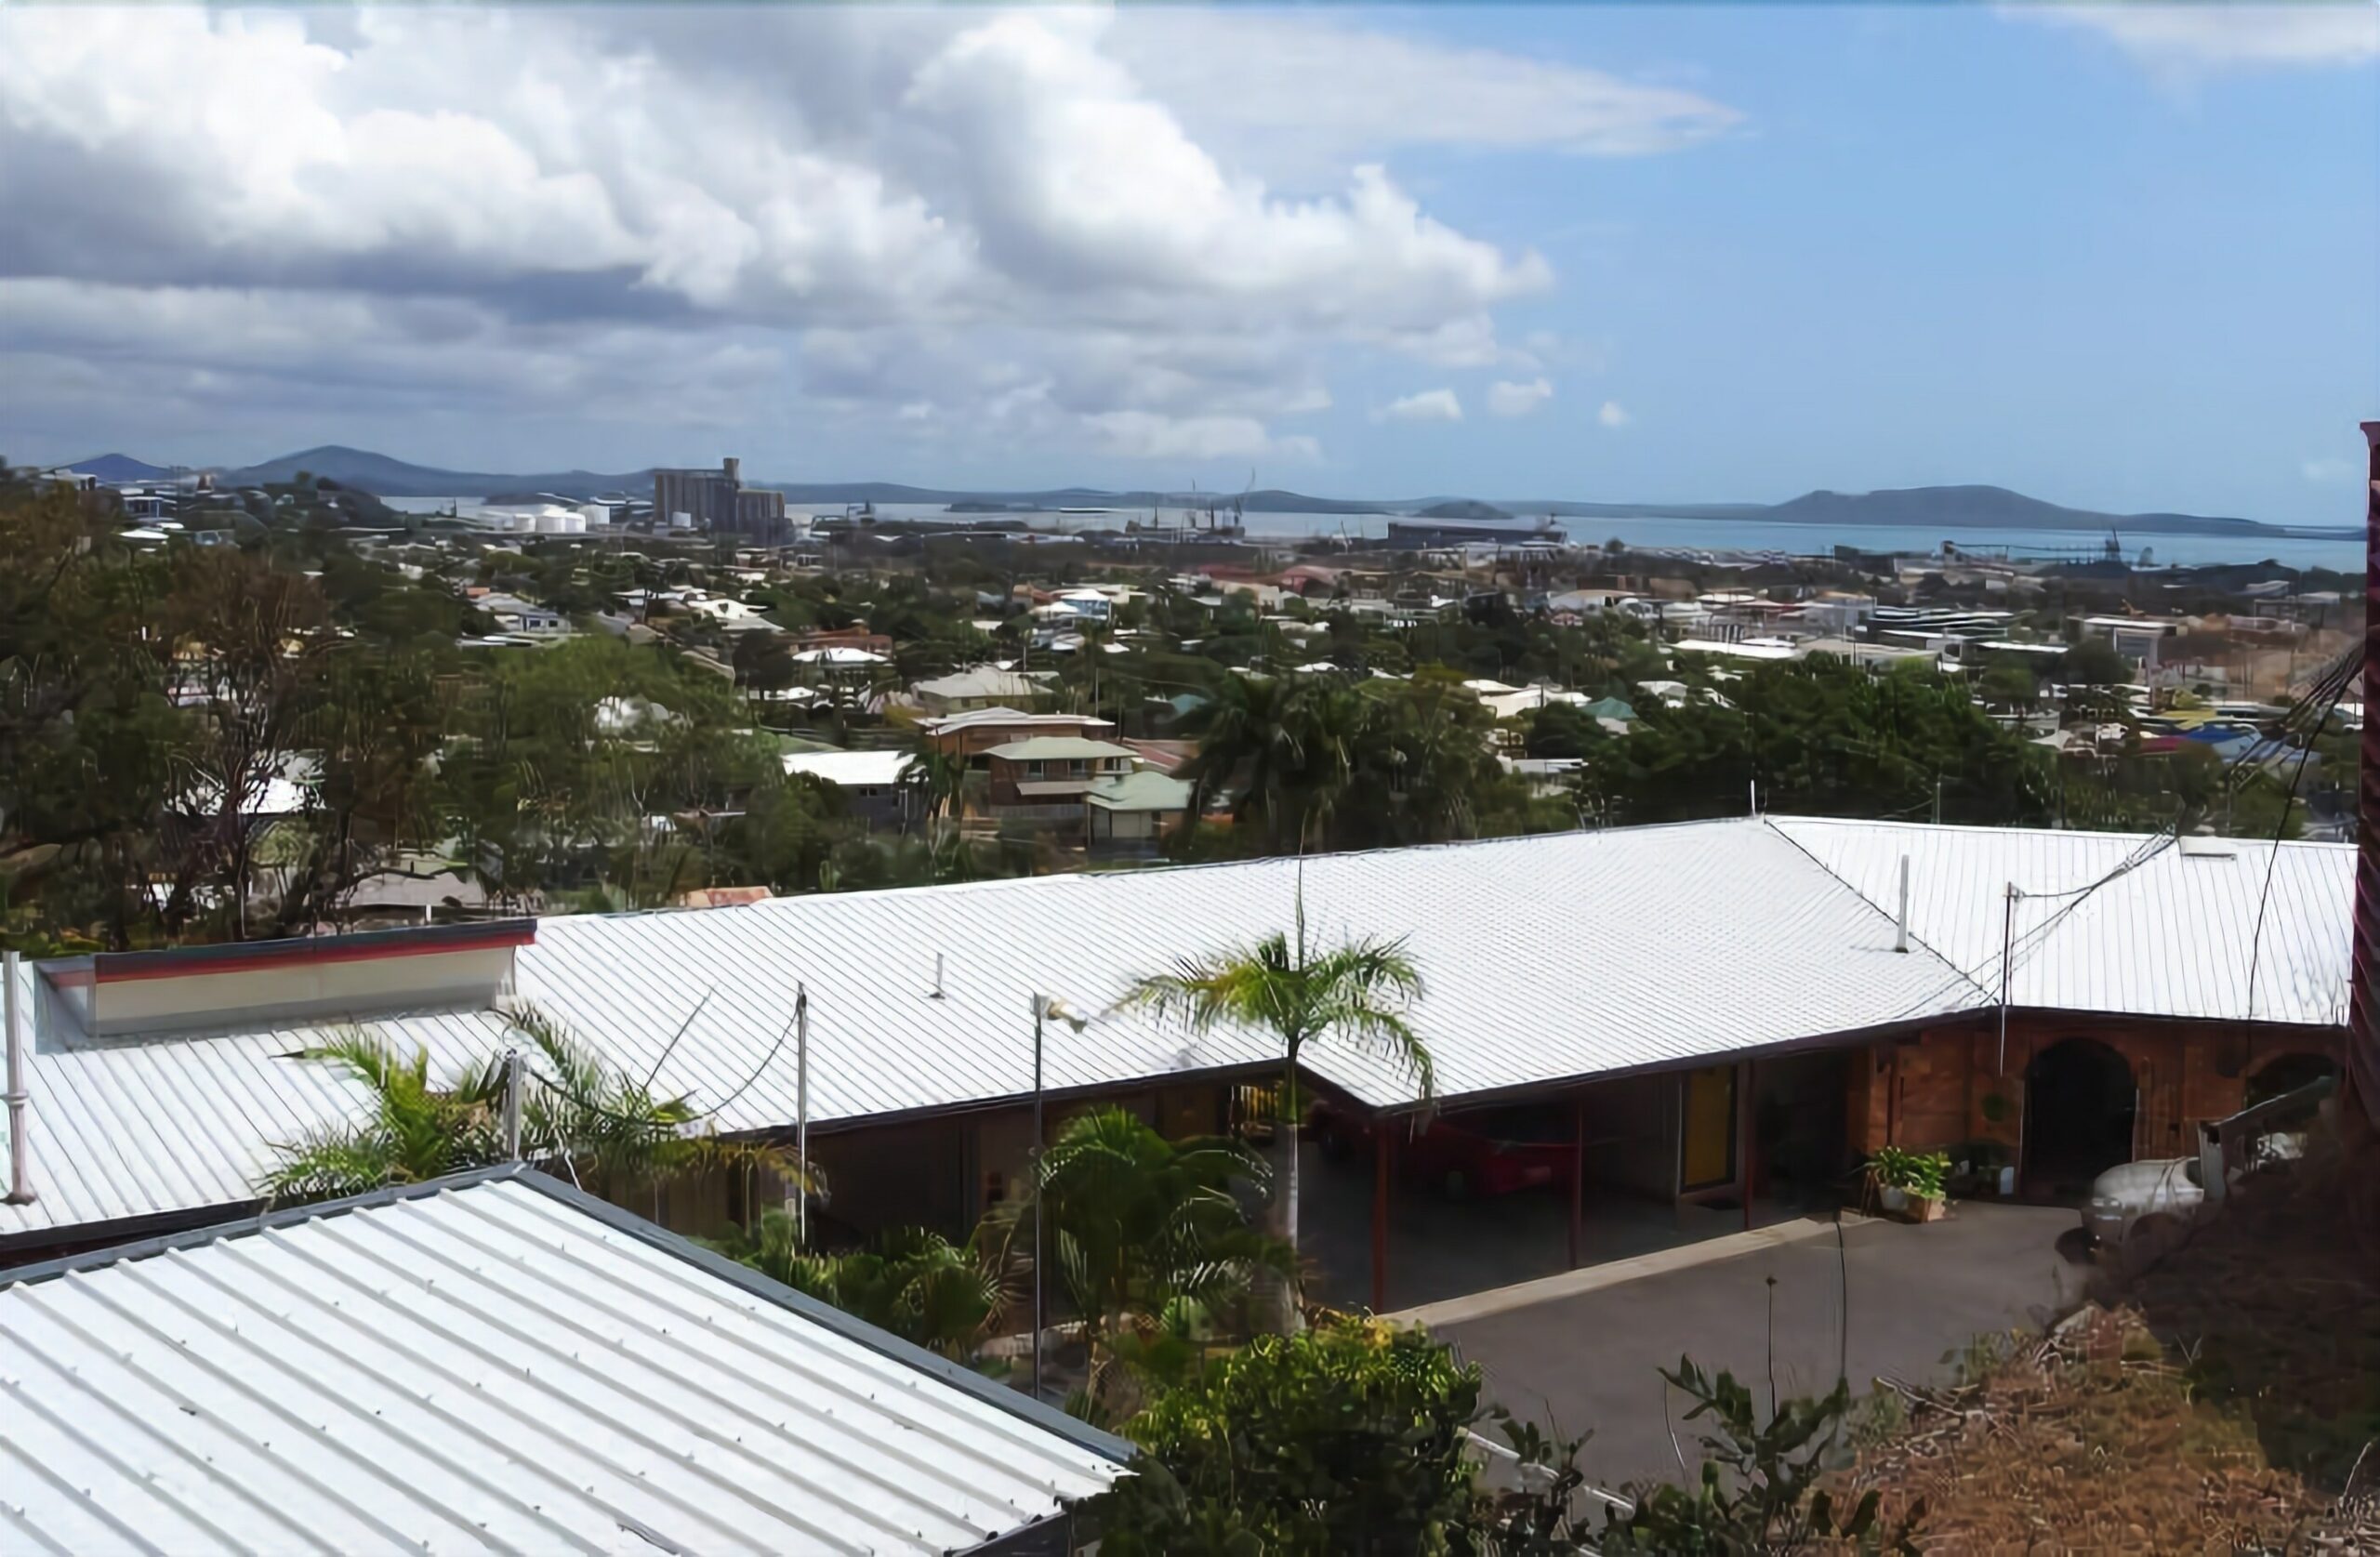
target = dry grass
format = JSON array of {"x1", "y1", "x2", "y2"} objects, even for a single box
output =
[{"x1": 1845, "y1": 1306, "x2": 2343, "y2": 1552}]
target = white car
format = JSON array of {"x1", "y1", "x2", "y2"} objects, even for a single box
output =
[{"x1": 2082, "y1": 1157, "x2": 2202, "y2": 1246}]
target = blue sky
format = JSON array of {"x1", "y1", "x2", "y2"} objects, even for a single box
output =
[{"x1": 1, "y1": 5, "x2": 2373, "y2": 521}]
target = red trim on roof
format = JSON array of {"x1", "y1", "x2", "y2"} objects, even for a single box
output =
[{"x1": 90, "y1": 925, "x2": 535, "y2": 984}]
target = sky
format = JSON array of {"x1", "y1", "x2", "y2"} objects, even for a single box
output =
[{"x1": 1, "y1": 4, "x2": 2373, "y2": 521}]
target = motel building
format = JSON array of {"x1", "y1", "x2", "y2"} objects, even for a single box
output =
[{"x1": 0, "y1": 814, "x2": 2347, "y2": 1314}]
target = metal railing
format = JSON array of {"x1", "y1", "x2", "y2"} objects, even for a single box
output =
[{"x1": 2196, "y1": 1073, "x2": 2336, "y2": 1207}]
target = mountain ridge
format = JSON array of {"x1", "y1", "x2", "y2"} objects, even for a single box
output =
[{"x1": 51, "y1": 445, "x2": 2349, "y2": 538}]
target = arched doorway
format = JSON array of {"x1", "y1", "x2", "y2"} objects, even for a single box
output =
[
  {"x1": 2025, "y1": 1038, "x2": 2136, "y2": 1194},
  {"x1": 2244, "y1": 1051, "x2": 2339, "y2": 1109}
]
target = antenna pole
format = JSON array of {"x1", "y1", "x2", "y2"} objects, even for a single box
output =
[
  {"x1": 1030, "y1": 995, "x2": 1047, "y2": 1400},
  {"x1": 794, "y1": 983, "x2": 810, "y2": 1246},
  {"x1": 1997, "y1": 883, "x2": 2016, "y2": 1075}
]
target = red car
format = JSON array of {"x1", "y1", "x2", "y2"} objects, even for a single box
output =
[{"x1": 1311, "y1": 1102, "x2": 1577, "y2": 1199}]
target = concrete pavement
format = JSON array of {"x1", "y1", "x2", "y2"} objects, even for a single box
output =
[{"x1": 1431, "y1": 1201, "x2": 2085, "y2": 1489}]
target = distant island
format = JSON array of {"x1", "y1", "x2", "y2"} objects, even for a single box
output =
[
  {"x1": 47, "y1": 444, "x2": 2353, "y2": 541},
  {"x1": 1412, "y1": 499, "x2": 1514, "y2": 522}
]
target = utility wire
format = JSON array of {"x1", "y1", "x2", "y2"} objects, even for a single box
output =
[{"x1": 2243, "y1": 643, "x2": 2360, "y2": 1018}]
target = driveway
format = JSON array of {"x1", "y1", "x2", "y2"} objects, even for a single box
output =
[{"x1": 1428, "y1": 1201, "x2": 2086, "y2": 1490}]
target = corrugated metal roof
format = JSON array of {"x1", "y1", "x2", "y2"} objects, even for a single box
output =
[
  {"x1": 1768, "y1": 816, "x2": 2352, "y2": 1029},
  {"x1": 5, "y1": 817, "x2": 2346, "y2": 1249},
  {"x1": 781, "y1": 749, "x2": 916, "y2": 787},
  {"x1": 0, "y1": 1168, "x2": 1127, "y2": 1555}
]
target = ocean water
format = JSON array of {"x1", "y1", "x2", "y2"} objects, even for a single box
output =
[
  {"x1": 863, "y1": 503, "x2": 2364, "y2": 573},
  {"x1": 384, "y1": 495, "x2": 2363, "y2": 574}
]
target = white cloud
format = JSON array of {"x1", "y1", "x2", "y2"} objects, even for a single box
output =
[
  {"x1": 1597, "y1": 400, "x2": 1633, "y2": 429},
  {"x1": 0, "y1": 7, "x2": 1664, "y2": 468},
  {"x1": 2302, "y1": 455, "x2": 2361, "y2": 484},
  {"x1": 2014, "y1": 5, "x2": 2379, "y2": 76},
  {"x1": 1488, "y1": 378, "x2": 1555, "y2": 417},
  {"x1": 1375, "y1": 389, "x2": 1465, "y2": 424},
  {"x1": 1083, "y1": 411, "x2": 1318, "y2": 463},
  {"x1": 1108, "y1": 13, "x2": 1741, "y2": 181}
]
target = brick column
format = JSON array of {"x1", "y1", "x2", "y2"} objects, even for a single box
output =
[{"x1": 2350, "y1": 422, "x2": 2380, "y2": 1128}]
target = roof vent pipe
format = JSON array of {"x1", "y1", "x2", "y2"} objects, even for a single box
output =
[
  {"x1": 5, "y1": 949, "x2": 33, "y2": 1204},
  {"x1": 932, "y1": 953, "x2": 946, "y2": 999},
  {"x1": 1894, "y1": 854, "x2": 1911, "y2": 954}
]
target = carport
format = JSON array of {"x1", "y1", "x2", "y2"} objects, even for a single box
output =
[{"x1": 1296, "y1": 1036, "x2": 1880, "y2": 1314}]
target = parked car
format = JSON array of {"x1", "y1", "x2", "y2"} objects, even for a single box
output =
[
  {"x1": 2082, "y1": 1157, "x2": 2202, "y2": 1246},
  {"x1": 1311, "y1": 1102, "x2": 1576, "y2": 1198}
]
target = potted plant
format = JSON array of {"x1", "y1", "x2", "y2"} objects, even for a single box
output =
[{"x1": 1868, "y1": 1146, "x2": 1950, "y2": 1222}]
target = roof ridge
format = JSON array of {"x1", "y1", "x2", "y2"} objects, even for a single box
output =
[{"x1": 1757, "y1": 816, "x2": 1997, "y2": 1005}]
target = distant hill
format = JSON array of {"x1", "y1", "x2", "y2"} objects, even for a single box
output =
[
  {"x1": 1413, "y1": 499, "x2": 1514, "y2": 522},
  {"x1": 63, "y1": 453, "x2": 181, "y2": 482},
  {"x1": 1759, "y1": 484, "x2": 2275, "y2": 537},
  {"x1": 220, "y1": 446, "x2": 653, "y2": 498},
  {"x1": 87, "y1": 446, "x2": 2334, "y2": 538}
]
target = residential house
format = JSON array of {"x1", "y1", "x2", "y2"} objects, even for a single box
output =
[
  {"x1": 915, "y1": 666, "x2": 1052, "y2": 716},
  {"x1": 781, "y1": 748, "x2": 916, "y2": 831},
  {"x1": 0, "y1": 818, "x2": 2346, "y2": 1319},
  {"x1": 919, "y1": 706, "x2": 1117, "y2": 761},
  {"x1": 475, "y1": 592, "x2": 568, "y2": 636},
  {"x1": 1085, "y1": 769, "x2": 1194, "y2": 856},
  {"x1": 981, "y1": 736, "x2": 1137, "y2": 826}
]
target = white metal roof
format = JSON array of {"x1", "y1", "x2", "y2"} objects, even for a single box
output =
[
  {"x1": 4, "y1": 817, "x2": 2348, "y2": 1249},
  {"x1": 781, "y1": 749, "x2": 915, "y2": 787},
  {"x1": 1768, "y1": 816, "x2": 2353, "y2": 1029},
  {"x1": 0, "y1": 1168, "x2": 1127, "y2": 1555}
]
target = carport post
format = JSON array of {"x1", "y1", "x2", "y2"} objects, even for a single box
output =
[
  {"x1": 1739, "y1": 1060, "x2": 1756, "y2": 1232},
  {"x1": 1371, "y1": 1124, "x2": 1391, "y2": 1313},
  {"x1": 1567, "y1": 1094, "x2": 1585, "y2": 1270}
]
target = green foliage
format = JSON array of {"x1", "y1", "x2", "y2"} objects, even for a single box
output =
[
  {"x1": 1866, "y1": 1145, "x2": 1950, "y2": 1200},
  {"x1": 1093, "y1": 1318, "x2": 1486, "y2": 1556},
  {"x1": 260, "y1": 1005, "x2": 801, "y2": 1207},
  {"x1": 989, "y1": 1105, "x2": 1287, "y2": 1419},
  {"x1": 1174, "y1": 671, "x2": 1542, "y2": 856},
  {"x1": 1597, "y1": 1360, "x2": 1921, "y2": 1554},
  {"x1": 1579, "y1": 658, "x2": 2055, "y2": 827},
  {"x1": 711, "y1": 1211, "x2": 1007, "y2": 1361}
]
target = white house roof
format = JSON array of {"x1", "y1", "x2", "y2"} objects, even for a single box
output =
[
  {"x1": 781, "y1": 749, "x2": 915, "y2": 787},
  {"x1": 2, "y1": 818, "x2": 2349, "y2": 1249},
  {"x1": 918, "y1": 706, "x2": 1109, "y2": 735},
  {"x1": 0, "y1": 1168, "x2": 1127, "y2": 1555},
  {"x1": 915, "y1": 667, "x2": 1046, "y2": 701},
  {"x1": 1769, "y1": 816, "x2": 2351, "y2": 1029},
  {"x1": 791, "y1": 645, "x2": 888, "y2": 666}
]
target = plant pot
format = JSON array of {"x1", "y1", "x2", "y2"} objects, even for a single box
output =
[
  {"x1": 1879, "y1": 1185, "x2": 1907, "y2": 1212},
  {"x1": 1911, "y1": 1194, "x2": 1947, "y2": 1222}
]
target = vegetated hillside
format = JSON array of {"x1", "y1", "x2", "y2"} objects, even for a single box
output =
[
  {"x1": 1412, "y1": 499, "x2": 1515, "y2": 522},
  {"x1": 62, "y1": 453, "x2": 183, "y2": 482},
  {"x1": 1763, "y1": 483, "x2": 2273, "y2": 535},
  {"x1": 223, "y1": 446, "x2": 653, "y2": 498},
  {"x1": 1847, "y1": 1143, "x2": 2380, "y2": 1548}
]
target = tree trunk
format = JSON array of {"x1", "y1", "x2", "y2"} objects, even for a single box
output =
[{"x1": 1276, "y1": 1056, "x2": 1302, "y2": 1333}]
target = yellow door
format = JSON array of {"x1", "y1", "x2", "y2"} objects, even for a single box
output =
[{"x1": 1682, "y1": 1065, "x2": 1739, "y2": 1192}]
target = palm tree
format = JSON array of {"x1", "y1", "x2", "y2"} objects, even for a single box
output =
[
  {"x1": 259, "y1": 1033, "x2": 508, "y2": 1204},
  {"x1": 715, "y1": 1211, "x2": 1007, "y2": 1361},
  {"x1": 902, "y1": 735, "x2": 970, "y2": 829},
  {"x1": 1128, "y1": 911, "x2": 1430, "y2": 1321},
  {"x1": 993, "y1": 1105, "x2": 1288, "y2": 1418},
  {"x1": 261, "y1": 1005, "x2": 803, "y2": 1207},
  {"x1": 1178, "y1": 671, "x2": 1312, "y2": 848}
]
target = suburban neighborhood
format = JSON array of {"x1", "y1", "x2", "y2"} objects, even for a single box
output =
[{"x1": 5, "y1": 2, "x2": 2376, "y2": 1547}]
